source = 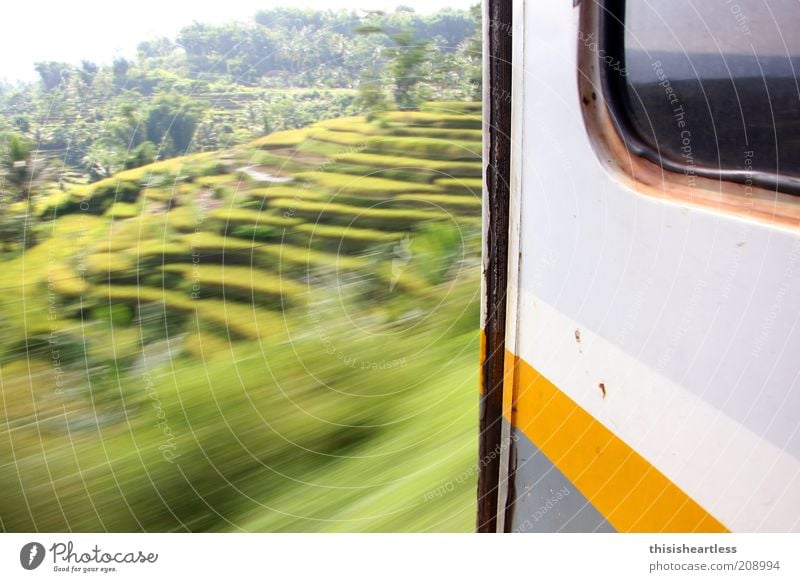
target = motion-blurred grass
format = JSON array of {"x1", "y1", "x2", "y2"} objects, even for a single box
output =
[{"x1": 0, "y1": 103, "x2": 481, "y2": 532}]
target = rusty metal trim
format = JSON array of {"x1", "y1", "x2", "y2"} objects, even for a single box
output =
[{"x1": 477, "y1": 0, "x2": 513, "y2": 533}]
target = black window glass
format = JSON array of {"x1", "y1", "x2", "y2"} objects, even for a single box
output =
[{"x1": 622, "y1": 0, "x2": 800, "y2": 187}]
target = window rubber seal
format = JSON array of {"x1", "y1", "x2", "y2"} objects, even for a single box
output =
[{"x1": 597, "y1": 0, "x2": 800, "y2": 195}]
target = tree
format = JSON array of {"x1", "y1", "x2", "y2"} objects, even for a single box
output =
[
  {"x1": 78, "y1": 61, "x2": 99, "y2": 86},
  {"x1": 359, "y1": 22, "x2": 431, "y2": 110},
  {"x1": 1, "y1": 131, "x2": 52, "y2": 200},
  {"x1": 124, "y1": 141, "x2": 157, "y2": 169},
  {"x1": 34, "y1": 61, "x2": 72, "y2": 91},
  {"x1": 357, "y1": 69, "x2": 387, "y2": 120},
  {"x1": 466, "y1": 3, "x2": 482, "y2": 100},
  {"x1": 13, "y1": 116, "x2": 30, "y2": 134},
  {"x1": 145, "y1": 95, "x2": 202, "y2": 156},
  {"x1": 0, "y1": 209, "x2": 35, "y2": 251},
  {"x1": 82, "y1": 141, "x2": 122, "y2": 181},
  {"x1": 1, "y1": 132, "x2": 33, "y2": 197},
  {"x1": 384, "y1": 29, "x2": 430, "y2": 110},
  {"x1": 137, "y1": 37, "x2": 176, "y2": 60},
  {"x1": 112, "y1": 58, "x2": 131, "y2": 89}
]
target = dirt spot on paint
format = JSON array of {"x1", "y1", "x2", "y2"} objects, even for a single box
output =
[
  {"x1": 575, "y1": 329, "x2": 581, "y2": 343},
  {"x1": 598, "y1": 382, "x2": 606, "y2": 398}
]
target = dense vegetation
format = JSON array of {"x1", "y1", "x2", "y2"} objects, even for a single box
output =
[
  {"x1": 0, "y1": 5, "x2": 482, "y2": 532},
  {"x1": 0, "y1": 6, "x2": 480, "y2": 188},
  {"x1": 0, "y1": 101, "x2": 482, "y2": 531}
]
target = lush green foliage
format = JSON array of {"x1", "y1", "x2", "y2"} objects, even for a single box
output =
[
  {"x1": 365, "y1": 135, "x2": 481, "y2": 160},
  {"x1": 207, "y1": 208, "x2": 301, "y2": 228},
  {"x1": 267, "y1": 198, "x2": 448, "y2": 229},
  {"x1": 245, "y1": 185, "x2": 325, "y2": 202},
  {"x1": 380, "y1": 110, "x2": 481, "y2": 129},
  {"x1": 393, "y1": 193, "x2": 481, "y2": 212},
  {"x1": 334, "y1": 151, "x2": 482, "y2": 176},
  {"x1": 105, "y1": 202, "x2": 141, "y2": 219},
  {"x1": 251, "y1": 128, "x2": 311, "y2": 149},
  {"x1": 295, "y1": 171, "x2": 440, "y2": 196},
  {"x1": 0, "y1": 87, "x2": 482, "y2": 531},
  {"x1": 434, "y1": 177, "x2": 482, "y2": 194},
  {"x1": 0, "y1": 6, "x2": 480, "y2": 198}
]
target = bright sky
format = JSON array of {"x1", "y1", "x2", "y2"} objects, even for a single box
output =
[{"x1": 0, "y1": 0, "x2": 476, "y2": 83}]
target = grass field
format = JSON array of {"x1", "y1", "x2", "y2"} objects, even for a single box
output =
[{"x1": 0, "y1": 102, "x2": 482, "y2": 532}]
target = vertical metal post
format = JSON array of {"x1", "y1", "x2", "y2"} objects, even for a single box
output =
[{"x1": 477, "y1": 0, "x2": 513, "y2": 533}]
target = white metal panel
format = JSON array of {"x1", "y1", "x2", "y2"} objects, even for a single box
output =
[{"x1": 508, "y1": 0, "x2": 800, "y2": 531}]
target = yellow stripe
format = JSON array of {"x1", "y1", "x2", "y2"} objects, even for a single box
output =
[
  {"x1": 505, "y1": 351, "x2": 728, "y2": 533},
  {"x1": 478, "y1": 329, "x2": 486, "y2": 395}
]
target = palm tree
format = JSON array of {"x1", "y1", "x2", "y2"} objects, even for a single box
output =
[{"x1": 358, "y1": 21, "x2": 431, "y2": 111}]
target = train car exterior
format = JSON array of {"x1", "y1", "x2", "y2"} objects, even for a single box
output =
[{"x1": 479, "y1": 0, "x2": 800, "y2": 533}]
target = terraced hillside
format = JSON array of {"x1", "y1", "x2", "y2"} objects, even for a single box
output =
[{"x1": 0, "y1": 102, "x2": 483, "y2": 532}]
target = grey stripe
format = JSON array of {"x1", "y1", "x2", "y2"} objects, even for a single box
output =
[{"x1": 506, "y1": 425, "x2": 616, "y2": 533}]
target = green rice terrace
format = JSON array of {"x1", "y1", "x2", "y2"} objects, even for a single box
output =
[{"x1": 0, "y1": 101, "x2": 483, "y2": 532}]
